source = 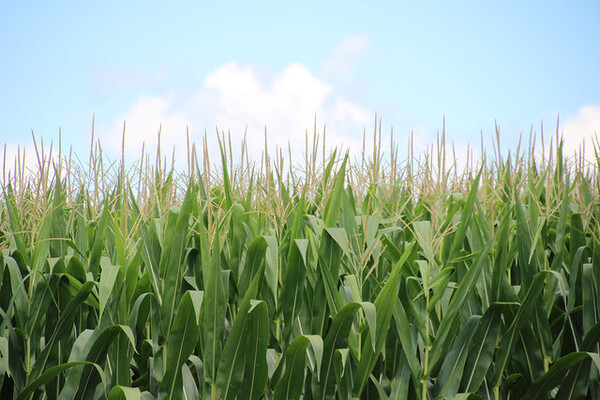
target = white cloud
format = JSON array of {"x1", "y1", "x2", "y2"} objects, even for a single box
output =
[
  {"x1": 202, "y1": 62, "x2": 335, "y2": 141},
  {"x1": 323, "y1": 35, "x2": 369, "y2": 78},
  {"x1": 102, "y1": 61, "x2": 373, "y2": 168},
  {"x1": 561, "y1": 105, "x2": 600, "y2": 161},
  {"x1": 105, "y1": 95, "x2": 190, "y2": 161}
]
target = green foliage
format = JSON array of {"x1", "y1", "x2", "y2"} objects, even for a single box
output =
[{"x1": 1, "y1": 130, "x2": 600, "y2": 399}]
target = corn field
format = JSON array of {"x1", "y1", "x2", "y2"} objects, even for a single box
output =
[{"x1": 1, "y1": 126, "x2": 599, "y2": 399}]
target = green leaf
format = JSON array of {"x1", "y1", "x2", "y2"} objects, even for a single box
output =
[
  {"x1": 89, "y1": 202, "x2": 110, "y2": 278},
  {"x1": 239, "y1": 300, "x2": 269, "y2": 400},
  {"x1": 99, "y1": 259, "x2": 120, "y2": 318},
  {"x1": 159, "y1": 183, "x2": 195, "y2": 339},
  {"x1": 24, "y1": 272, "x2": 60, "y2": 338},
  {"x1": 4, "y1": 185, "x2": 31, "y2": 265},
  {"x1": 18, "y1": 361, "x2": 104, "y2": 400},
  {"x1": 556, "y1": 321, "x2": 600, "y2": 399},
  {"x1": 158, "y1": 290, "x2": 203, "y2": 400},
  {"x1": 238, "y1": 236, "x2": 268, "y2": 300},
  {"x1": 264, "y1": 235, "x2": 279, "y2": 309},
  {"x1": 29, "y1": 280, "x2": 96, "y2": 381},
  {"x1": 461, "y1": 304, "x2": 502, "y2": 392},
  {"x1": 215, "y1": 265, "x2": 264, "y2": 400},
  {"x1": 281, "y1": 239, "x2": 308, "y2": 342},
  {"x1": 323, "y1": 155, "x2": 347, "y2": 227},
  {"x1": 318, "y1": 301, "x2": 376, "y2": 400},
  {"x1": 74, "y1": 325, "x2": 136, "y2": 400},
  {"x1": 333, "y1": 348, "x2": 350, "y2": 398},
  {"x1": 435, "y1": 315, "x2": 480, "y2": 398},
  {"x1": 522, "y1": 352, "x2": 600, "y2": 400},
  {"x1": 393, "y1": 297, "x2": 422, "y2": 382},
  {"x1": 274, "y1": 335, "x2": 310, "y2": 400},
  {"x1": 108, "y1": 385, "x2": 141, "y2": 400},
  {"x1": 491, "y1": 271, "x2": 549, "y2": 388},
  {"x1": 429, "y1": 235, "x2": 495, "y2": 371},
  {"x1": 204, "y1": 237, "x2": 227, "y2": 388},
  {"x1": 447, "y1": 168, "x2": 481, "y2": 263},
  {"x1": 353, "y1": 256, "x2": 403, "y2": 396},
  {"x1": 582, "y1": 263, "x2": 598, "y2": 336},
  {"x1": 4, "y1": 254, "x2": 28, "y2": 330}
]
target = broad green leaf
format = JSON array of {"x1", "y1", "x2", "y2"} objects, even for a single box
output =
[
  {"x1": 582, "y1": 263, "x2": 598, "y2": 335},
  {"x1": 393, "y1": 297, "x2": 422, "y2": 382},
  {"x1": 274, "y1": 335, "x2": 310, "y2": 400},
  {"x1": 239, "y1": 300, "x2": 269, "y2": 400},
  {"x1": 317, "y1": 301, "x2": 376, "y2": 399},
  {"x1": 333, "y1": 348, "x2": 350, "y2": 398},
  {"x1": 18, "y1": 361, "x2": 104, "y2": 400},
  {"x1": 99, "y1": 259, "x2": 120, "y2": 318},
  {"x1": 413, "y1": 221, "x2": 434, "y2": 264},
  {"x1": 556, "y1": 320, "x2": 600, "y2": 399},
  {"x1": 491, "y1": 271, "x2": 549, "y2": 388},
  {"x1": 323, "y1": 155, "x2": 347, "y2": 227},
  {"x1": 281, "y1": 239, "x2": 308, "y2": 342},
  {"x1": 77, "y1": 325, "x2": 136, "y2": 399},
  {"x1": 182, "y1": 363, "x2": 199, "y2": 400},
  {"x1": 522, "y1": 352, "x2": 600, "y2": 400},
  {"x1": 447, "y1": 169, "x2": 481, "y2": 263},
  {"x1": 238, "y1": 236, "x2": 268, "y2": 299},
  {"x1": 215, "y1": 266, "x2": 264, "y2": 400},
  {"x1": 24, "y1": 272, "x2": 60, "y2": 338},
  {"x1": 159, "y1": 183, "x2": 195, "y2": 339},
  {"x1": 108, "y1": 385, "x2": 141, "y2": 400},
  {"x1": 89, "y1": 202, "x2": 110, "y2": 278},
  {"x1": 461, "y1": 304, "x2": 502, "y2": 392},
  {"x1": 429, "y1": 235, "x2": 495, "y2": 371},
  {"x1": 29, "y1": 280, "x2": 96, "y2": 381},
  {"x1": 4, "y1": 254, "x2": 28, "y2": 329},
  {"x1": 3, "y1": 185, "x2": 31, "y2": 265},
  {"x1": 203, "y1": 237, "x2": 227, "y2": 388},
  {"x1": 264, "y1": 235, "x2": 279, "y2": 309},
  {"x1": 158, "y1": 290, "x2": 203, "y2": 400},
  {"x1": 353, "y1": 256, "x2": 403, "y2": 396},
  {"x1": 435, "y1": 315, "x2": 480, "y2": 398}
]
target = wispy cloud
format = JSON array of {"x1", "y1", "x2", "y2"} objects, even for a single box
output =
[
  {"x1": 323, "y1": 35, "x2": 370, "y2": 78},
  {"x1": 89, "y1": 66, "x2": 168, "y2": 97}
]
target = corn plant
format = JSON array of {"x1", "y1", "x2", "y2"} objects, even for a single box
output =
[{"x1": 1, "y1": 126, "x2": 599, "y2": 399}]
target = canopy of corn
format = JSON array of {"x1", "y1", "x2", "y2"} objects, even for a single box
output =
[{"x1": 1, "y1": 126, "x2": 599, "y2": 399}]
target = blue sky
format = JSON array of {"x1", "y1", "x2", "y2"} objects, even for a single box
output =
[{"x1": 1, "y1": 1, "x2": 599, "y2": 169}]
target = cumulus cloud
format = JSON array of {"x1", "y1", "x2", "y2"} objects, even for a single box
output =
[
  {"x1": 103, "y1": 61, "x2": 372, "y2": 166},
  {"x1": 105, "y1": 95, "x2": 190, "y2": 161},
  {"x1": 561, "y1": 105, "x2": 600, "y2": 161}
]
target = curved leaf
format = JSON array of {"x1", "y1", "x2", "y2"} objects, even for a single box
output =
[
  {"x1": 215, "y1": 265, "x2": 264, "y2": 399},
  {"x1": 30, "y1": 280, "x2": 96, "y2": 381},
  {"x1": 108, "y1": 385, "x2": 141, "y2": 400},
  {"x1": 159, "y1": 290, "x2": 203, "y2": 400},
  {"x1": 318, "y1": 301, "x2": 375, "y2": 399},
  {"x1": 353, "y1": 256, "x2": 403, "y2": 396},
  {"x1": 491, "y1": 271, "x2": 549, "y2": 388},
  {"x1": 274, "y1": 335, "x2": 310, "y2": 400},
  {"x1": 18, "y1": 361, "x2": 104, "y2": 400},
  {"x1": 435, "y1": 315, "x2": 480, "y2": 398},
  {"x1": 239, "y1": 300, "x2": 269, "y2": 400}
]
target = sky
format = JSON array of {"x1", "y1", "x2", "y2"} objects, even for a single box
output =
[{"x1": 1, "y1": 1, "x2": 599, "y2": 172}]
